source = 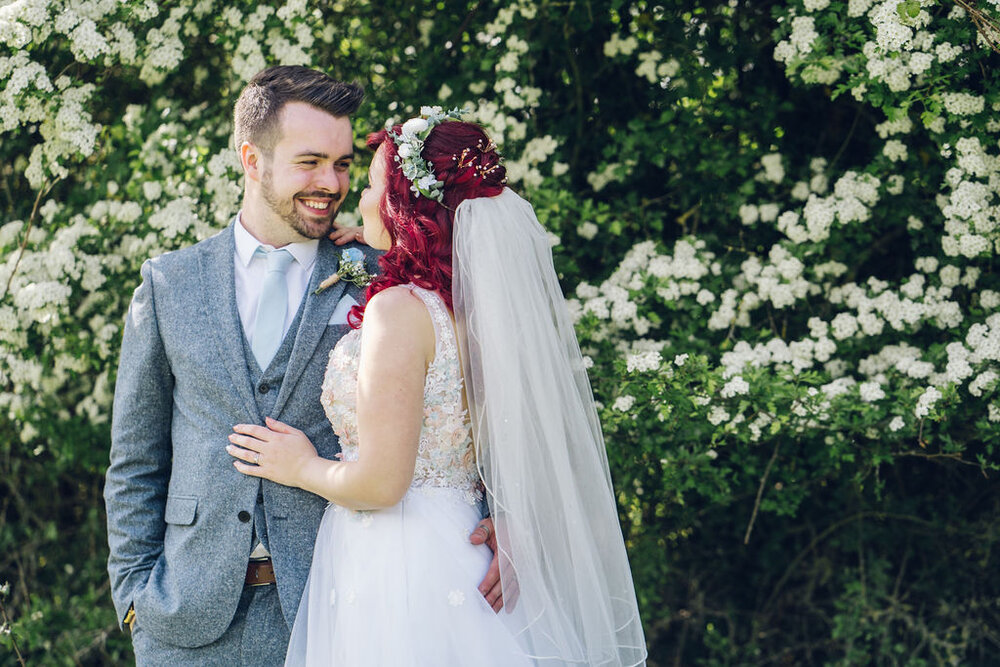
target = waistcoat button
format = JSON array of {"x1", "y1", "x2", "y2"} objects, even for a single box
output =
[
  {"x1": 238, "y1": 510, "x2": 251, "y2": 523},
  {"x1": 258, "y1": 382, "x2": 270, "y2": 394}
]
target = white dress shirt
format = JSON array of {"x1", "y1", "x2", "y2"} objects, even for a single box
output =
[{"x1": 233, "y1": 212, "x2": 318, "y2": 347}]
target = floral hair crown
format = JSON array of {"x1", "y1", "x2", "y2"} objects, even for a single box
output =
[{"x1": 386, "y1": 106, "x2": 464, "y2": 202}]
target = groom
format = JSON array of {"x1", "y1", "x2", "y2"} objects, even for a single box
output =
[
  {"x1": 106, "y1": 66, "x2": 387, "y2": 664},
  {"x1": 104, "y1": 65, "x2": 376, "y2": 663}
]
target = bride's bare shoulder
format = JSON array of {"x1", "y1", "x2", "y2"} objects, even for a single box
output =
[
  {"x1": 366, "y1": 285, "x2": 427, "y2": 316},
  {"x1": 362, "y1": 286, "x2": 434, "y2": 347}
]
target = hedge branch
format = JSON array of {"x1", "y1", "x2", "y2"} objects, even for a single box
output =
[
  {"x1": 763, "y1": 511, "x2": 939, "y2": 615},
  {"x1": 897, "y1": 449, "x2": 988, "y2": 475},
  {"x1": 1, "y1": 178, "x2": 58, "y2": 302},
  {"x1": 744, "y1": 440, "x2": 781, "y2": 544},
  {"x1": 0, "y1": 593, "x2": 26, "y2": 667},
  {"x1": 954, "y1": 0, "x2": 1000, "y2": 53}
]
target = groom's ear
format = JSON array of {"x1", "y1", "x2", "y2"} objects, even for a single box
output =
[{"x1": 240, "y1": 141, "x2": 263, "y2": 182}]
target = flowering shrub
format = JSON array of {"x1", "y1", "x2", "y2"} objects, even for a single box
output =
[{"x1": 1, "y1": 0, "x2": 999, "y2": 663}]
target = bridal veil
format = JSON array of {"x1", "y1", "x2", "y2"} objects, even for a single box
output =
[{"x1": 452, "y1": 188, "x2": 647, "y2": 666}]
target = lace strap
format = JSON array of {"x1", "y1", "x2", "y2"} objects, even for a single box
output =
[{"x1": 406, "y1": 285, "x2": 455, "y2": 362}]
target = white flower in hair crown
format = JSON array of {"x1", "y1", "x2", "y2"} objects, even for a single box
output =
[{"x1": 387, "y1": 106, "x2": 465, "y2": 202}]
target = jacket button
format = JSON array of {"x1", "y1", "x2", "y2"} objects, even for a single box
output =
[
  {"x1": 258, "y1": 382, "x2": 270, "y2": 394},
  {"x1": 238, "y1": 510, "x2": 251, "y2": 523}
]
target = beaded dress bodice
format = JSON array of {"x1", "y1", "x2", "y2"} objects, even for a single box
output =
[{"x1": 320, "y1": 285, "x2": 481, "y2": 504}]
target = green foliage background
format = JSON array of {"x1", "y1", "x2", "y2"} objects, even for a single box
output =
[{"x1": 2, "y1": 0, "x2": 1000, "y2": 664}]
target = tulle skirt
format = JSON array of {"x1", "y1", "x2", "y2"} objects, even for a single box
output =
[{"x1": 285, "y1": 487, "x2": 534, "y2": 666}]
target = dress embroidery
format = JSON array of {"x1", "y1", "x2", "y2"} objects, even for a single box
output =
[{"x1": 320, "y1": 285, "x2": 482, "y2": 504}]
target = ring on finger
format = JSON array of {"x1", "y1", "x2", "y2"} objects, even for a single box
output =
[
  {"x1": 480, "y1": 524, "x2": 491, "y2": 539},
  {"x1": 254, "y1": 452, "x2": 260, "y2": 465}
]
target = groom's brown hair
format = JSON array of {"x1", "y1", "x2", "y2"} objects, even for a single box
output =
[{"x1": 233, "y1": 65, "x2": 364, "y2": 154}]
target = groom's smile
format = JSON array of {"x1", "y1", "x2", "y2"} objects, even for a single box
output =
[
  {"x1": 298, "y1": 197, "x2": 332, "y2": 212},
  {"x1": 293, "y1": 191, "x2": 340, "y2": 222}
]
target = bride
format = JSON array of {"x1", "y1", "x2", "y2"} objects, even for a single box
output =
[{"x1": 227, "y1": 108, "x2": 647, "y2": 666}]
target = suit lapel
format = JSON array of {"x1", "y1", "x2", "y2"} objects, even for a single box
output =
[
  {"x1": 272, "y1": 239, "x2": 348, "y2": 417},
  {"x1": 198, "y1": 223, "x2": 261, "y2": 422}
]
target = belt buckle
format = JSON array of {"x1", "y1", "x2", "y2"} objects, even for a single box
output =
[{"x1": 246, "y1": 557, "x2": 275, "y2": 587}]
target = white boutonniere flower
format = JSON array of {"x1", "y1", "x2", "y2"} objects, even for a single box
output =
[{"x1": 314, "y1": 248, "x2": 373, "y2": 294}]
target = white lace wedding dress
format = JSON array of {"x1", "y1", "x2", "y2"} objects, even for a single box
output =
[{"x1": 285, "y1": 285, "x2": 533, "y2": 666}]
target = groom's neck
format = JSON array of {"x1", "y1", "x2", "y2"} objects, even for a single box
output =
[{"x1": 240, "y1": 199, "x2": 304, "y2": 249}]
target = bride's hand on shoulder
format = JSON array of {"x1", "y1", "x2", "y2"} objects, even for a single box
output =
[
  {"x1": 328, "y1": 221, "x2": 365, "y2": 246},
  {"x1": 228, "y1": 417, "x2": 319, "y2": 488}
]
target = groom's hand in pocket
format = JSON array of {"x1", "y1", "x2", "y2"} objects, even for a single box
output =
[{"x1": 471, "y1": 518, "x2": 518, "y2": 613}]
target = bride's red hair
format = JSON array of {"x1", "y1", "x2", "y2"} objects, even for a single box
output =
[{"x1": 349, "y1": 120, "x2": 506, "y2": 326}]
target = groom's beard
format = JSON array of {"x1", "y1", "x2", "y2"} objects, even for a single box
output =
[{"x1": 261, "y1": 169, "x2": 341, "y2": 240}]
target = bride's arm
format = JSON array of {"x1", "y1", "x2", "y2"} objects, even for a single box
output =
[{"x1": 228, "y1": 287, "x2": 434, "y2": 510}]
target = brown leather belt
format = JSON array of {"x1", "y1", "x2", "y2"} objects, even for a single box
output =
[{"x1": 245, "y1": 558, "x2": 276, "y2": 586}]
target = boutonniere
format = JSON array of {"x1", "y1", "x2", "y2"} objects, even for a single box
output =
[{"x1": 314, "y1": 248, "x2": 373, "y2": 294}]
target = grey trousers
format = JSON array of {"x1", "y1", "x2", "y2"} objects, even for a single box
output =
[{"x1": 131, "y1": 585, "x2": 290, "y2": 666}]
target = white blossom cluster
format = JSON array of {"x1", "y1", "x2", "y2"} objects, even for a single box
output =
[
  {"x1": 938, "y1": 136, "x2": 1000, "y2": 259},
  {"x1": 586, "y1": 161, "x2": 636, "y2": 193},
  {"x1": 602, "y1": 26, "x2": 681, "y2": 86},
  {"x1": 774, "y1": 16, "x2": 819, "y2": 65},
  {"x1": 739, "y1": 202, "x2": 780, "y2": 226},
  {"x1": 720, "y1": 375, "x2": 750, "y2": 398},
  {"x1": 759, "y1": 153, "x2": 786, "y2": 184},
  {"x1": 772, "y1": 11, "x2": 844, "y2": 85},
  {"x1": 882, "y1": 139, "x2": 908, "y2": 162},
  {"x1": 739, "y1": 245, "x2": 813, "y2": 310},
  {"x1": 502, "y1": 134, "x2": 558, "y2": 189},
  {"x1": 720, "y1": 333, "x2": 836, "y2": 380},
  {"x1": 568, "y1": 239, "x2": 719, "y2": 341},
  {"x1": 941, "y1": 91, "x2": 986, "y2": 117},
  {"x1": 604, "y1": 33, "x2": 639, "y2": 58},
  {"x1": 789, "y1": 171, "x2": 883, "y2": 244},
  {"x1": 914, "y1": 386, "x2": 942, "y2": 418},
  {"x1": 613, "y1": 395, "x2": 636, "y2": 412},
  {"x1": 626, "y1": 350, "x2": 663, "y2": 374},
  {"x1": 635, "y1": 50, "x2": 680, "y2": 85}
]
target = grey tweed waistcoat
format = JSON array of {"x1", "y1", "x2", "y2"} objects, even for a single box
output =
[{"x1": 245, "y1": 293, "x2": 307, "y2": 553}]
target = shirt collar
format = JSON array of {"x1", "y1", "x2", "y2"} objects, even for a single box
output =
[{"x1": 234, "y1": 211, "x2": 319, "y2": 271}]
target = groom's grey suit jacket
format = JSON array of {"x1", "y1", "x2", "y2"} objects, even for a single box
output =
[{"x1": 104, "y1": 220, "x2": 380, "y2": 648}]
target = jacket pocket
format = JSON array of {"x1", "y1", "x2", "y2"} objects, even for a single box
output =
[{"x1": 164, "y1": 494, "x2": 198, "y2": 526}]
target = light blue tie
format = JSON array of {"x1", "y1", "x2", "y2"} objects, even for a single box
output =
[{"x1": 251, "y1": 247, "x2": 294, "y2": 369}]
